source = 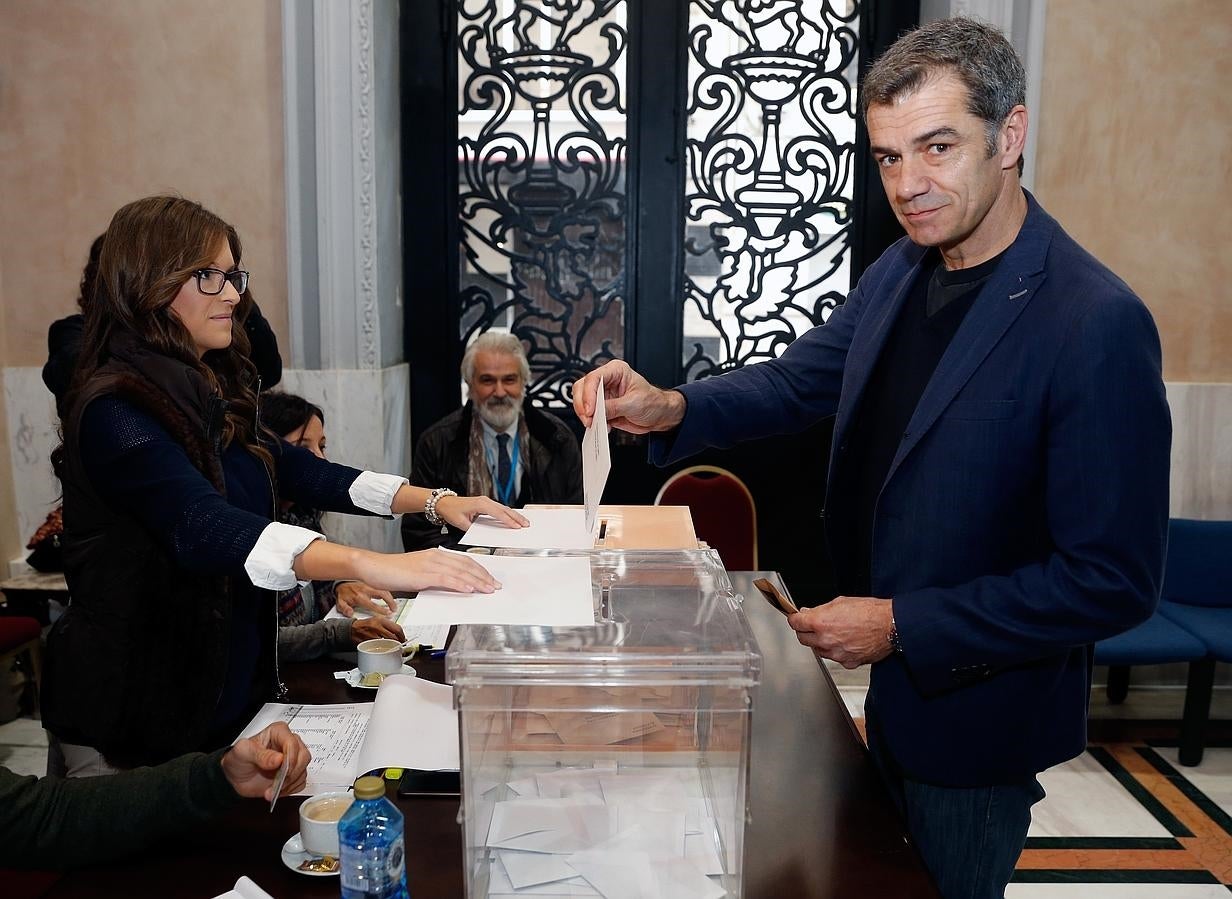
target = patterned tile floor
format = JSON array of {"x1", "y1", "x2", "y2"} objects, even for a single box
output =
[{"x1": 833, "y1": 668, "x2": 1232, "y2": 897}]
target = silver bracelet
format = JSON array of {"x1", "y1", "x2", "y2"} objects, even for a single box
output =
[{"x1": 424, "y1": 488, "x2": 458, "y2": 532}]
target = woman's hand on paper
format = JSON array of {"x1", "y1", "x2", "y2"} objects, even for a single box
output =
[
  {"x1": 435, "y1": 495, "x2": 529, "y2": 532},
  {"x1": 222, "y1": 721, "x2": 311, "y2": 802},
  {"x1": 351, "y1": 615, "x2": 406, "y2": 645},
  {"x1": 356, "y1": 547, "x2": 502, "y2": 595},
  {"x1": 335, "y1": 581, "x2": 397, "y2": 617}
]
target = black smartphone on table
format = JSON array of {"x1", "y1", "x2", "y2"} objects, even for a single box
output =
[{"x1": 397, "y1": 769, "x2": 461, "y2": 797}]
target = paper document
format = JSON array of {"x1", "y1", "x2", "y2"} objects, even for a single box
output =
[
  {"x1": 325, "y1": 597, "x2": 405, "y2": 622},
  {"x1": 401, "y1": 551, "x2": 595, "y2": 627},
  {"x1": 461, "y1": 508, "x2": 594, "y2": 550},
  {"x1": 581, "y1": 379, "x2": 611, "y2": 535},
  {"x1": 481, "y1": 765, "x2": 729, "y2": 898},
  {"x1": 237, "y1": 676, "x2": 458, "y2": 794},
  {"x1": 211, "y1": 876, "x2": 275, "y2": 899},
  {"x1": 325, "y1": 599, "x2": 450, "y2": 649}
]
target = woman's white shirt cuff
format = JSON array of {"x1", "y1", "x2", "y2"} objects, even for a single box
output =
[
  {"x1": 244, "y1": 522, "x2": 326, "y2": 590},
  {"x1": 350, "y1": 471, "x2": 409, "y2": 516}
]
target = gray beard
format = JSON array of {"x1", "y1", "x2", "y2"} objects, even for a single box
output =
[{"x1": 477, "y1": 397, "x2": 520, "y2": 431}]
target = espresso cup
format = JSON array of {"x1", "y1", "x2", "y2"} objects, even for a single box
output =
[
  {"x1": 299, "y1": 791, "x2": 353, "y2": 857},
  {"x1": 357, "y1": 638, "x2": 403, "y2": 675}
]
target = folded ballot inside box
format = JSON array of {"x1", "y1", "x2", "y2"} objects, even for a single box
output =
[{"x1": 446, "y1": 549, "x2": 761, "y2": 899}]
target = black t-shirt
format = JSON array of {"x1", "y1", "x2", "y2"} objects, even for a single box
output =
[{"x1": 827, "y1": 248, "x2": 1007, "y2": 596}]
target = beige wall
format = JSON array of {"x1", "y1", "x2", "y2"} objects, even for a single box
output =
[
  {"x1": 0, "y1": 290, "x2": 19, "y2": 564},
  {"x1": 0, "y1": 0, "x2": 289, "y2": 368},
  {"x1": 1034, "y1": 0, "x2": 1231, "y2": 382}
]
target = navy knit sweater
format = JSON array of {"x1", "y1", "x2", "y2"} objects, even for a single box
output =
[{"x1": 80, "y1": 396, "x2": 369, "y2": 738}]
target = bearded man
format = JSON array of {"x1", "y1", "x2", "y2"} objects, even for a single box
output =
[{"x1": 402, "y1": 332, "x2": 582, "y2": 550}]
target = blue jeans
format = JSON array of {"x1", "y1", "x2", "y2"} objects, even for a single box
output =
[{"x1": 866, "y1": 711, "x2": 1045, "y2": 899}]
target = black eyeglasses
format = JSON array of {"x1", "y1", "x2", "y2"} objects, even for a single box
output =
[{"x1": 193, "y1": 268, "x2": 250, "y2": 296}]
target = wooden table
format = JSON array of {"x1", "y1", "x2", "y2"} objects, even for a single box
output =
[{"x1": 42, "y1": 572, "x2": 937, "y2": 898}]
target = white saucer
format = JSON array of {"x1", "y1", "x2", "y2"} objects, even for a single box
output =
[
  {"x1": 281, "y1": 832, "x2": 339, "y2": 877},
  {"x1": 343, "y1": 664, "x2": 417, "y2": 689}
]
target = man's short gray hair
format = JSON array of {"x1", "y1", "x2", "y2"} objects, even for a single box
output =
[
  {"x1": 860, "y1": 17, "x2": 1026, "y2": 175},
  {"x1": 461, "y1": 331, "x2": 531, "y2": 386}
]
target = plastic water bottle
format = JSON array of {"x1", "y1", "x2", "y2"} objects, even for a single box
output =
[{"x1": 338, "y1": 775, "x2": 410, "y2": 899}]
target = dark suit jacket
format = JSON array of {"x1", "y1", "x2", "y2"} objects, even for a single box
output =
[
  {"x1": 652, "y1": 193, "x2": 1171, "y2": 786},
  {"x1": 402, "y1": 400, "x2": 583, "y2": 551}
]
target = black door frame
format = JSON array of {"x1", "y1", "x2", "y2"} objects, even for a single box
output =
[{"x1": 400, "y1": 0, "x2": 918, "y2": 598}]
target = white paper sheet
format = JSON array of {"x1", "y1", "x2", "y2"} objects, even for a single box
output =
[
  {"x1": 498, "y1": 851, "x2": 579, "y2": 890},
  {"x1": 460, "y1": 508, "x2": 594, "y2": 550},
  {"x1": 487, "y1": 799, "x2": 616, "y2": 853},
  {"x1": 489, "y1": 861, "x2": 600, "y2": 896},
  {"x1": 564, "y1": 850, "x2": 657, "y2": 899},
  {"x1": 481, "y1": 767, "x2": 731, "y2": 897},
  {"x1": 322, "y1": 598, "x2": 449, "y2": 647},
  {"x1": 237, "y1": 702, "x2": 370, "y2": 793},
  {"x1": 536, "y1": 767, "x2": 605, "y2": 801},
  {"x1": 567, "y1": 851, "x2": 726, "y2": 899},
  {"x1": 357, "y1": 675, "x2": 459, "y2": 772},
  {"x1": 211, "y1": 876, "x2": 275, "y2": 899},
  {"x1": 324, "y1": 596, "x2": 403, "y2": 622},
  {"x1": 581, "y1": 380, "x2": 611, "y2": 535},
  {"x1": 236, "y1": 676, "x2": 460, "y2": 794},
  {"x1": 401, "y1": 551, "x2": 595, "y2": 627}
]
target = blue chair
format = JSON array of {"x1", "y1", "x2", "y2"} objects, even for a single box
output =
[
  {"x1": 1093, "y1": 519, "x2": 1232, "y2": 766},
  {"x1": 1155, "y1": 519, "x2": 1232, "y2": 765}
]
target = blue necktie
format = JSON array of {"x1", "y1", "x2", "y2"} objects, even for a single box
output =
[{"x1": 496, "y1": 433, "x2": 512, "y2": 500}]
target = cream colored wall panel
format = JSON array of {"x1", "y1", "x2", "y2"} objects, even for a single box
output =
[
  {"x1": 0, "y1": 0, "x2": 288, "y2": 366},
  {"x1": 1167, "y1": 382, "x2": 1232, "y2": 521},
  {"x1": 1034, "y1": 0, "x2": 1231, "y2": 382}
]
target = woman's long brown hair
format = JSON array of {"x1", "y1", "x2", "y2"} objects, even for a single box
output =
[{"x1": 67, "y1": 196, "x2": 271, "y2": 468}]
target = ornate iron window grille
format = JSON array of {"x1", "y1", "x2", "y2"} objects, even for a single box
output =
[
  {"x1": 457, "y1": 0, "x2": 628, "y2": 408},
  {"x1": 682, "y1": 0, "x2": 860, "y2": 382}
]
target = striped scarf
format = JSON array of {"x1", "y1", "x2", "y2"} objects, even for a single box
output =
[{"x1": 465, "y1": 408, "x2": 531, "y2": 504}]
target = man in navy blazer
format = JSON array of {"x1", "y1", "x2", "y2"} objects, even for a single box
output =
[{"x1": 575, "y1": 18, "x2": 1170, "y2": 899}]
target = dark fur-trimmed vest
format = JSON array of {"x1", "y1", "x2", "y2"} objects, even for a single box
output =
[{"x1": 42, "y1": 335, "x2": 271, "y2": 768}]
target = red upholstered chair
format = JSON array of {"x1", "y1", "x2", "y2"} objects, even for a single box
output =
[
  {"x1": 655, "y1": 465, "x2": 758, "y2": 570},
  {"x1": 0, "y1": 616, "x2": 42, "y2": 719}
]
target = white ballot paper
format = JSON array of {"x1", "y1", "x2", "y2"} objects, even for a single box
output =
[
  {"x1": 401, "y1": 550, "x2": 595, "y2": 627},
  {"x1": 483, "y1": 765, "x2": 729, "y2": 899},
  {"x1": 236, "y1": 675, "x2": 458, "y2": 794},
  {"x1": 324, "y1": 599, "x2": 450, "y2": 650},
  {"x1": 581, "y1": 379, "x2": 611, "y2": 536},
  {"x1": 211, "y1": 876, "x2": 275, "y2": 899},
  {"x1": 461, "y1": 508, "x2": 593, "y2": 550}
]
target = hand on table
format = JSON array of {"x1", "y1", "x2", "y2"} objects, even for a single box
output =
[
  {"x1": 334, "y1": 581, "x2": 397, "y2": 617},
  {"x1": 787, "y1": 596, "x2": 895, "y2": 669},
  {"x1": 351, "y1": 615, "x2": 406, "y2": 645},
  {"x1": 221, "y1": 721, "x2": 311, "y2": 802}
]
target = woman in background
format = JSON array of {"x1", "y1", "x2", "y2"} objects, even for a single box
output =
[
  {"x1": 263, "y1": 390, "x2": 405, "y2": 660},
  {"x1": 44, "y1": 195, "x2": 525, "y2": 777}
]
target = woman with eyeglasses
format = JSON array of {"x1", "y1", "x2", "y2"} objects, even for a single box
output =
[{"x1": 43, "y1": 196, "x2": 526, "y2": 777}]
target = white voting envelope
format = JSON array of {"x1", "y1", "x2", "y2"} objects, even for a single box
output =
[{"x1": 581, "y1": 379, "x2": 611, "y2": 536}]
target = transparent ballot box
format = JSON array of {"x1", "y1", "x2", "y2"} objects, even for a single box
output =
[{"x1": 447, "y1": 549, "x2": 762, "y2": 898}]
